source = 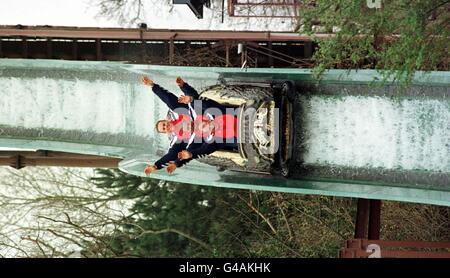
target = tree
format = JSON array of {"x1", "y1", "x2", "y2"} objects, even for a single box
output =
[
  {"x1": 89, "y1": 169, "x2": 357, "y2": 257},
  {"x1": 300, "y1": 0, "x2": 449, "y2": 84},
  {"x1": 0, "y1": 167, "x2": 132, "y2": 257},
  {"x1": 92, "y1": 0, "x2": 172, "y2": 26},
  {"x1": 2, "y1": 166, "x2": 446, "y2": 257}
]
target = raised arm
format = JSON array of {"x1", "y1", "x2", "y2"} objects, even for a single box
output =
[
  {"x1": 176, "y1": 77, "x2": 200, "y2": 99},
  {"x1": 142, "y1": 76, "x2": 188, "y2": 111}
]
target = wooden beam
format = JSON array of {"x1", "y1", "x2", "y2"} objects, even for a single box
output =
[
  {"x1": 22, "y1": 157, "x2": 120, "y2": 168},
  {"x1": 0, "y1": 151, "x2": 121, "y2": 169},
  {"x1": 0, "y1": 150, "x2": 114, "y2": 159},
  {"x1": 0, "y1": 25, "x2": 320, "y2": 42}
]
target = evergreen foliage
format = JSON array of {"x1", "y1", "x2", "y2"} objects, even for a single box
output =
[
  {"x1": 88, "y1": 169, "x2": 450, "y2": 258},
  {"x1": 89, "y1": 169, "x2": 356, "y2": 257},
  {"x1": 300, "y1": 0, "x2": 449, "y2": 84}
]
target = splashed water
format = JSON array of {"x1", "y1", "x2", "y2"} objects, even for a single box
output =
[
  {"x1": 0, "y1": 77, "x2": 153, "y2": 137},
  {"x1": 300, "y1": 95, "x2": 450, "y2": 173}
]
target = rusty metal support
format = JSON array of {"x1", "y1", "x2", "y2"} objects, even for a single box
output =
[
  {"x1": 368, "y1": 200, "x2": 381, "y2": 240},
  {"x1": 355, "y1": 199, "x2": 370, "y2": 239}
]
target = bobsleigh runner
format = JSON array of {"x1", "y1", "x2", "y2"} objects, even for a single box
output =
[{"x1": 166, "y1": 80, "x2": 297, "y2": 177}]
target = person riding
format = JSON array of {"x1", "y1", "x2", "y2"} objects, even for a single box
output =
[{"x1": 142, "y1": 76, "x2": 237, "y2": 176}]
